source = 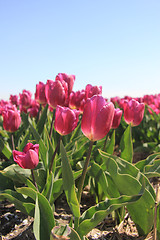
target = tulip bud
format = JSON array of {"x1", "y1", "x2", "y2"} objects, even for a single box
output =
[
  {"x1": 56, "y1": 73, "x2": 75, "y2": 96},
  {"x1": 2, "y1": 105, "x2": 21, "y2": 132},
  {"x1": 123, "y1": 99, "x2": 145, "y2": 126},
  {"x1": 112, "y1": 108, "x2": 123, "y2": 129},
  {"x1": 85, "y1": 84, "x2": 102, "y2": 99},
  {"x1": 35, "y1": 81, "x2": 47, "y2": 105},
  {"x1": 19, "y1": 90, "x2": 32, "y2": 109},
  {"x1": 54, "y1": 105, "x2": 80, "y2": 135},
  {"x1": 13, "y1": 143, "x2": 39, "y2": 169},
  {"x1": 81, "y1": 95, "x2": 115, "y2": 141},
  {"x1": 45, "y1": 79, "x2": 68, "y2": 109}
]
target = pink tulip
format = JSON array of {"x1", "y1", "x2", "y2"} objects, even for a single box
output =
[
  {"x1": 13, "y1": 143, "x2": 39, "y2": 169},
  {"x1": 2, "y1": 105, "x2": 21, "y2": 132},
  {"x1": 35, "y1": 81, "x2": 47, "y2": 105},
  {"x1": 9, "y1": 94, "x2": 19, "y2": 106},
  {"x1": 56, "y1": 73, "x2": 75, "y2": 96},
  {"x1": 123, "y1": 99, "x2": 145, "y2": 126},
  {"x1": 81, "y1": 95, "x2": 115, "y2": 141},
  {"x1": 19, "y1": 90, "x2": 32, "y2": 109},
  {"x1": 69, "y1": 90, "x2": 86, "y2": 113},
  {"x1": 85, "y1": 84, "x2": 102, "y2": 100},
  {"x1": 112, "y1": 108, "x2": 123, "y2": 129},
  {"x1": 28, "y1": 100, "x2": 40, "y2": 118},
  {"x1": 54, "y1": 105, "x2": 80, "y2": 135},
  {"x1": 45, "y1": 79, "x2": 68, "y2": 109}
]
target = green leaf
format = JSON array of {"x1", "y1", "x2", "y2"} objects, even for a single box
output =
[
  {"x1": 0, "y1": 190, "x2": 35, "y2": 216},
  {"x1": 37, "y1": 104, "x2": 48, "y2": 135},
  {"x1": 99, "y1": 150, "x2": 155, "y2": 236},
  {"x1": 17, "y1": 187, "x2": 55, "y2": 240},
  {"x1": 0, "y1": 172, "x2": 14, "y2": 190},
  {"x1": 60, "y1": 141, "x2": 80, "y2": 218},
  {"x1": 33, "y1": 194, "x2": 40, "y2": 240},
  {"x1": 120, "y1": 124, "x2": 133, "y2": 162},
  {"x1": 88, "y1": 162, "x2": 109, "y2": 199},
  {"x1": 77, "y1": 194, "x2": 142, "y2": 238},
  {"x1": 105, "y1": 130, "x2": 115, "y2": 154},
  {"x1": 0, "y1": 136, "x2": 12, "y2": 159},
  {"x1": 1, "y1": 164, "x2": 31, "y2": 183}
]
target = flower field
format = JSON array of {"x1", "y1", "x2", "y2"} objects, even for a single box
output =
[{"x1": 0, "y1": 73, "x2": 160, "y2": 240}]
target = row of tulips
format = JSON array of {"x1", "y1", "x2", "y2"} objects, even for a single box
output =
[{"x1": 0, "y1": 73, "x2": 160, "y2": 240}]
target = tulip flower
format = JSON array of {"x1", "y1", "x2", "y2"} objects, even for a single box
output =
[
  {"x1": 2, "y1": 105, "x2": 21, "y2": 132},
  {"x1": 13, "y1": 143, "x2": 39, "y2": 169},
  {"x1": 69, "y1": 90, "x2": 86, "y2": 113},
  {"x1": 81, "y1": 95, "x2": 115, "y2": 141},
  {"x1": 27, "y1": 100, "x2": 40, "y2": 118},
  {"x1": 56, "y1": 73, "x2": 75, "y2": 96},
  {"x1": 123, "y1": 99, "x2": 145, "y2": 126},
  {"x1": 35, "y1": 81, "x2": 47, "y2": 105},
  {"x1": 19, "y1": 90, "x2": 32, "y2": 109},
  {"x1": 54, "y1": 105, "x2": 80, "y2": 135},
  {"x1": 112, "y1": 108, "x2": 123, "y2": 129},
  {"x1": 85, "y1": 84, "x2": 102, "y2": 100},
  {"x1": 45, "y1": 79, "x2": 68, "y2": 109},
  {"x1": 9, "y1": 94, "x2": 19, "y2": 106}
]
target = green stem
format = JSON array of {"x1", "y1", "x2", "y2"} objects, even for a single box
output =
[
  {"x1": 49, "y1": 135, "x2": 62, "y2": 173},
  {"x1": 31, "y1": 169, "x2": 39, "y2": 191},
  {"x1": 11, "y1": 133, "x2": 15, "y2": 150},
  {"x1": 77, "y1": 141, "x2": 94, "y2": 203},
  {"x1": 49, "y1": 109, "x2": 55, "y2": 139}
]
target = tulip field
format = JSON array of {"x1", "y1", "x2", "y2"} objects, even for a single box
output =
[{"x1": 0, "y1": 73, "x2": 160, "y2": 240}]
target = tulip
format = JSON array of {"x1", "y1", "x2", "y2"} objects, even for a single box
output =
[
  {"x1": 13, "y1": 143, "x2": 39, "y2": 169},
  {"x1": 19, "y1": 90, "x2": 32, "y2": 109},
  {"x1": 54, "y1": 105, "x2": 80, "y2": 135},
  {"x1": 123, "y1": 99, "x2": 145, "y2": 126},
  {"x1": 9, "y1": 94, "x2": 19, "y2": 106},
  {"x1": 45, "y1": 79, "x2": 68, "y2": 109},
  {"x1": 28, "y1": 100, "x2": 40, "y2": 118},
  {"x1": 2, "y1": 105, "x2": 21, "y2": 132},
  {"x1": 85, "y1": 84, "x2": 102, "y2": 100},
  {"x1": 69, "y1": 90, "x2": 86, "y2": 113},
  {"x1": 56, "y1": 73, "x2": 75, "y2": 96},
  {"x1": 35, "y1": 81, "x2": 47, "y2": 105},
  {"x1": 81, "y1": 95, "x2": 115, "y2": 141},
  {"x1": 112, "y1": 108, "x2": 123, "y2": 129}
]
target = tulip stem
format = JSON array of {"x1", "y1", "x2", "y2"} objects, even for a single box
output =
[
  {"x1": 11, "y1": 134, "x2": 15, "y2": 150},
  {"x1": 49, "y1": 135, "x2": 62, "y2": 173},
  {"x1": 31, "y1": 169, "x2": 39, "y2": 191},
  {"x1": 49, "y1": 109, "x2": 55, "y2": 139},
  {"x1": 77, "y1": 141, "x2": 94, "y2": 203},
  {"x1": 153, "y1": 179, "x2": 159, "y2": 240}
]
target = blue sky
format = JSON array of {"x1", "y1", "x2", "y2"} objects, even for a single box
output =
[{"x1": 0, "y1": 0, "x2": 160, "y2": 100}]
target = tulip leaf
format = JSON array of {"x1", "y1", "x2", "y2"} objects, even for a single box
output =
[
  {"x1": 99, "y1": 150, "x2": 155, "y2": 236},
  {"x1": 60, "y1": 141, "x2": 80, "y2": 218},
  {"x1": 0, "y1": 136, "x2": 12, "y2": 159},
  {"x1": 105, "y1": 130, "x2": 115, "y2": 154},
  {"x1": 0, "y1": 172, "x2": 14, "y2": 190},
  {"x1": 135, "y1": 153, "x2": 160, "y2": 178},
  {"x1": 33, "y1": 194, "x2": 40, "y2": 240},
  {"x1": 0, "y1": 189, "x2": 35, "y2": 216},
  {"x1": 42, "y1": 172, "x2": 54, "y2": 202},
  {"x1": 77, "y1": 194, "x2": 142, "y2": 238},
  {"x1": 37, "y1": 104, "x2": 48, "y2": 135},
  {"x1": 1, "y1": 164, "x2": 31, "y2": 183},
  {"x1": 120, "y1": 124, "x2": 133, "y2": 162},
  {"x1": 88, "y1": 162, "x2": 109, "y2": 199},
  {"x1": 17, "y1": 187, "x2": 55, "y2": 240}
]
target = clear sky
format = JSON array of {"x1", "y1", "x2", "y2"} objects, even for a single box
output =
[{"x1": 0, "y1": 0, "x2": 160, "y2": 101}]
